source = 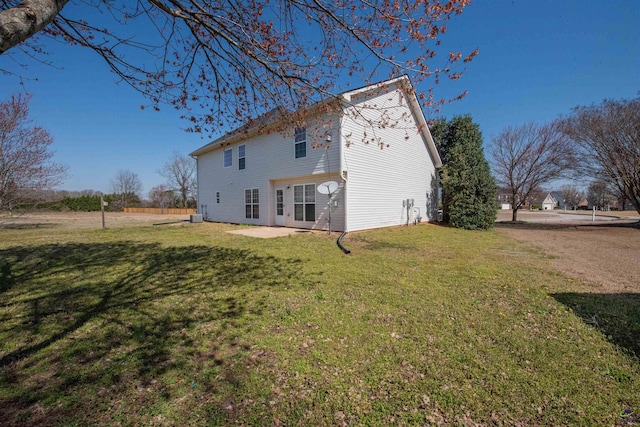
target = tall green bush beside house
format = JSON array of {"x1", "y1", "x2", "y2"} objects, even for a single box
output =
[{"x1": 430, "y1": 115, "x2": 497, "y2": 230}]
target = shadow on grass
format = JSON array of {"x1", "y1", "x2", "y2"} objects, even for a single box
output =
[
  {"x1": 552, "y1": 292, "x2": 640, "y2": 360},
  {"x1": 0, "y1": 222, "x2": 57, "y2": 230},
  {"x1": 0, "y1": 241, "x2": 304, "y2": 425}
]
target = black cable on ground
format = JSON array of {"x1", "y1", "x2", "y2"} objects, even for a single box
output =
[{"x1": 337, "y1": 231, "x2": 351, "y2": 254}]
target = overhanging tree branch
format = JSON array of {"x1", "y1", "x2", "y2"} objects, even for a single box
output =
[
  {"x1": 2, "y1": 0, "x2": 477, "y2": 136},
  {"x1": 0, "y1": 0, "x2": 70, "y2": 54}
]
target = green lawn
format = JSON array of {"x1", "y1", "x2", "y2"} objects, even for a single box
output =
[{"x1": 0, "y1": 222, "x2": 638, "y2": 426}]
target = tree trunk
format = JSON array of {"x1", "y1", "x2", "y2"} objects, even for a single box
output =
[
  {"x1": 0, "y1": 0, "x2": 70, "y2": 54},
  {"x1": 511, "y1": 191, "x2": 520, "y2": 222},
  {"x1": 181, "y1": 189, "x2": 188, "y2": 208}
]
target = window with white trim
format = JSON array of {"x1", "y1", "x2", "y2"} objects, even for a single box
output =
[
  {"x1": 223, "y1": 148, "x2": 232, "y2": 167},
  {"x1": 238, "y1": 144, "x2": 246, "y2": 170},
  {"x1": 245, "y1": 188, "x2": 259, "y2": 219},
  {"x1": 294, "y1": 127, "x2": 306, "y2": 158},
  {"x1": 293, "y1": 184, "x2": 315, "y2": 221}
]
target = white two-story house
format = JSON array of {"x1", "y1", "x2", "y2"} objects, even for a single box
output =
[{"x1": 189, "y1": 76, "x2": 442, "y2": 232}]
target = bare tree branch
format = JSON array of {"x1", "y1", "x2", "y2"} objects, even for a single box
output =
[
  {"x1": 0, "y1": 92, "x2": 67, "y2": 215},
  {"x1": 561, "y1": 97, "x2": 640, "y2": 215},
  {"x1": 110, "y1": 169, "x2": 142, "y2": 209},
  {"x1": 0, "y1": 0, "x2": 70, "y2": 54},
  {"x1": 1, "y1": 0, "x2": 477, "y2": 136},
  {"x1": 158, "y1": 151, "x2": 195, "y2": 208},
  {"x1": 491, "y1": 121, "x2": 575, "y2": 221}
]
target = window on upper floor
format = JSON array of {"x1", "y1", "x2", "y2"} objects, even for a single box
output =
[
  {"x1": 294, "y1": 127, "x2": 306, "y2": 159},
  {"x1": 223, "y1": 148, "x2": 232, "y2": 167},
  {"x1": 238, "y1": 144, "x2": 246, "y2": 170}
]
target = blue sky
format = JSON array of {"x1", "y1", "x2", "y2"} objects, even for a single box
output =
[{"x1": 0, "y1": 0, "x2": 638, "y2": 195}]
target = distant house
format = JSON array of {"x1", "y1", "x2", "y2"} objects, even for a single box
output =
[
  {"x1": 190, "y1": 76, "x2": 442, "y2": 232},
  {"x1": 541, "y1": 193, "x2": 558, "y2": 211},
  {"x1": 577, "y1": 197, "x2": 589, "y2": 209},
  {"x1": 497, "y1": 190, "x2": 558, "y2": 211},
  {"x1": 496, "y1": 191, "x2": 512, "y2": 210}
]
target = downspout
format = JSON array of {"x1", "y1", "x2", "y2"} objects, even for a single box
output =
[
  {"x1": 338, "y1": 110, "x2": 348, "y2": 232},
  {"x1": 191, "y1": 154, "x2": 200, "y2": 218},
  {"x1": 337, "y1": 106, "x2": 351, "y2": 254}
]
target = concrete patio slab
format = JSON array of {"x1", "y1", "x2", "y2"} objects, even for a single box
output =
[{"x1": 226, "y1": 227, "x2": 312, "y2": 238}]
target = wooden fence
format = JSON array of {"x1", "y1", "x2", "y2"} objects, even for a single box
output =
[{"x1": 123, "y1": 207, "x2": 197, "y2": 214}]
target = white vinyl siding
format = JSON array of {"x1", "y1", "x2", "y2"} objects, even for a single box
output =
[
  {"x1": 341, "y1": 84, "x2": 439, "y2": 232},
  {"x1": 271, "y1": 176, "x2": 345, "y2": 231},
  {"x1": 192, "y1": 77, "x2": 439, "y2": 233},
  {"x1": 193, "y1": 114, "x2": 340, "y2": 227}
]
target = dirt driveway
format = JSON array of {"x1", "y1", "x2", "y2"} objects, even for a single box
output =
[{"x1": 495, "y1": 211, "x2": 639, "y2": 293}]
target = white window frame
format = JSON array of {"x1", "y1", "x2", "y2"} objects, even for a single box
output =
[
  {"x1": 245, "y1": 188, "x2": 259, "y2": 219},
  {"x1": 294, "y1": 127, "x2": 306, "y2": 159},
  {"x1": 238, "y1": 144, "x2": 246, "y2": 170},
  {"x1": 223, "y1": 148, "x2": 232, "y2": 168},
  {"x1": 293, "y1": 183, "x2": 315, "y2": 222}
]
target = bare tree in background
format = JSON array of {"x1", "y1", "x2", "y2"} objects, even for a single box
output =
[
  {"x1": 491, "y1": 122, "x2": 575, "y2": 222},
  {"x1": 148, "y1": 184, "x2": 175, "y2": 210},
  {"x1": 0, "y1": 93, "x2": 67, "y2": 215},
  {"x1": 587, "y1": 180, "x2": 617, "y2": 211},
  {"x1": 562, "y1": 97, "x2": 640, "y2": 215},
  {"x1": 158, "y1": 152, "x2": 195, "y2": 208},
  {"x1": 0, "y1": 1, "x2": 477, "y2": 136},
  {"x1": 559, "y1": 184, "x2": 583, "y2": 210},
  {"x1": 110, "y1": 169, "x2": 142, "y2": 209}
]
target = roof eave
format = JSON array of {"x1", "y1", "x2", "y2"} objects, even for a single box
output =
[
  {"x1": 189, "y1": 98, "x2": 343, "y2": 157},
  {"x1": 189, "y1": 76, "x2": 442, "y2": 168},
  {"x1": 402, "y1": 81, "x2": 443, "y2": 168}
]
